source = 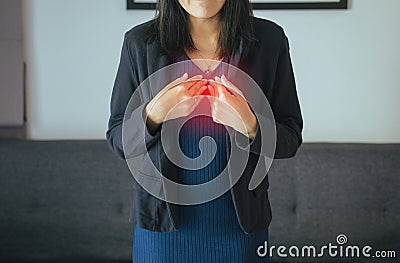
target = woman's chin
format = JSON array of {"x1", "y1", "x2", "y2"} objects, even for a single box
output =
[
  {"x1": 180, "y1": 0, "x2": 225, "y2": 20},
  {"x1": 189, "y1": 9, "x2": 220, "y2": 19}
]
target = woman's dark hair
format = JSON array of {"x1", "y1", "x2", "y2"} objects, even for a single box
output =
[{"x1": 150, "y1": 0, "x2": 255, "y2": 58}]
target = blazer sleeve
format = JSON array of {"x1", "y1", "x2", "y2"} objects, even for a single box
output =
[
  {"x1": 106, "y1": 33, "x2": 161, "y2": 160},
  {"x1": 234, "y1": 30, "x2": 303, "y2": 159},
  {"x1": 270, "y1": 31, "x2": 303, "y2": 158}
]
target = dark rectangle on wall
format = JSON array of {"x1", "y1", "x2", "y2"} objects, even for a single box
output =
[
  {"x1": 0, "y1": 0, "x2": 24, "y2": 131},
  {"x1": 127, "y1": 0, "x2": 348, "y2": 10}
]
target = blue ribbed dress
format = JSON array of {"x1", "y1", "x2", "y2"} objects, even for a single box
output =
[{"x1": 133, "y1": 54, "x2": 270, "y2": 263}]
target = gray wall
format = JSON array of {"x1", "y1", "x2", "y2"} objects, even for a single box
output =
[
  {"x1": 0, "y1": 0, "x2": 24, "y2": 126},
  {"x1": 22, "y1": 0, "x2": 400, "y2": 142}
]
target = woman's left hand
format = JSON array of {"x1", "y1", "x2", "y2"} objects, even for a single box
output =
[{"x1": 207, "y1": 75, "x2": 257, "y2": 140}]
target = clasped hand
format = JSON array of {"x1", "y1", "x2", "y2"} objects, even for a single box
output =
[{"x1": 145, "y1": 73, "x2": 257, "y2": 139}]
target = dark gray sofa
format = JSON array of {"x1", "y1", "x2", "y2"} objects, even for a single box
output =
[{"x1": 0, "y1": 139, "x2": 399, "y2": 262}]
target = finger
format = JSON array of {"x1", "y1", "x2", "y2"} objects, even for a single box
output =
[
  {"x1": 221, "y1": 75, "x2": 236, "y2": 89},
  {"x1": 221, "y1": 75, "x2": 245, "y2": 98},
  {"x1": 214, "y1": 77, "x2": 225, "y2": 91},
  {"x1": 208, "y1": 85, "x2": 215, "y2": 96},
  {"x1": 207, "y1": 84, "x2": 215, "y2": 97},
  {"x1": 208, "y1": 81, "x2": 220, "y2": 98},
  {"x1": 193, "y1": 85, "x2": 208, "y2": 96},
  {"x1": 164, "y1": 73, "x2": 190, "y2": 92},
  {"x1": 205, "y1": 85, "x2": 215, "y2": 107},
  {"x1": 171, "y1": 73, "x2": 188, "y2": 87},
  {"x1": 212, "y1": 78, "x2": 233, "y2": 96},
  {"x1": 215, "y1": 75, "x2": 236, "y2": 95},
  {"x1": 214, "y1": 82, "x2": 228, "y2": 98},
  {"x1": 187, "y1": 79, "x2": 207, "y2": 95},
  {"x1": 207, "y1": 85, "x2": 216, "y2": 108}
]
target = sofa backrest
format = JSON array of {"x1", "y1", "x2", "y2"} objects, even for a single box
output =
[{"x1": 0, "y1": 140, "x2": 399, "y2": 262}]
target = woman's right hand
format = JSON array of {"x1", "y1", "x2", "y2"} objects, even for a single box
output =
[{"x1": 144, "y1": 73, "x2": 208, "y2": 133}]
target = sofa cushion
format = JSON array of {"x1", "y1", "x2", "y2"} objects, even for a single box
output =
[
  {"x1": 268, "y1": 143, "x2": 400, "y2": 262},
  {"x1": 0, "y1": 139, "x2": 134, "y2": 262}
]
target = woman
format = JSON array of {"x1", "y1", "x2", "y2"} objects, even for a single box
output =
[{"x1": 106, "y1": 0, "x2": 303, "y2": 262}]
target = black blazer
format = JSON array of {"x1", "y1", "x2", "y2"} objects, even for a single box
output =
[{"x1": 106, "y1": 16, "x2": 303, "y2": 234}]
